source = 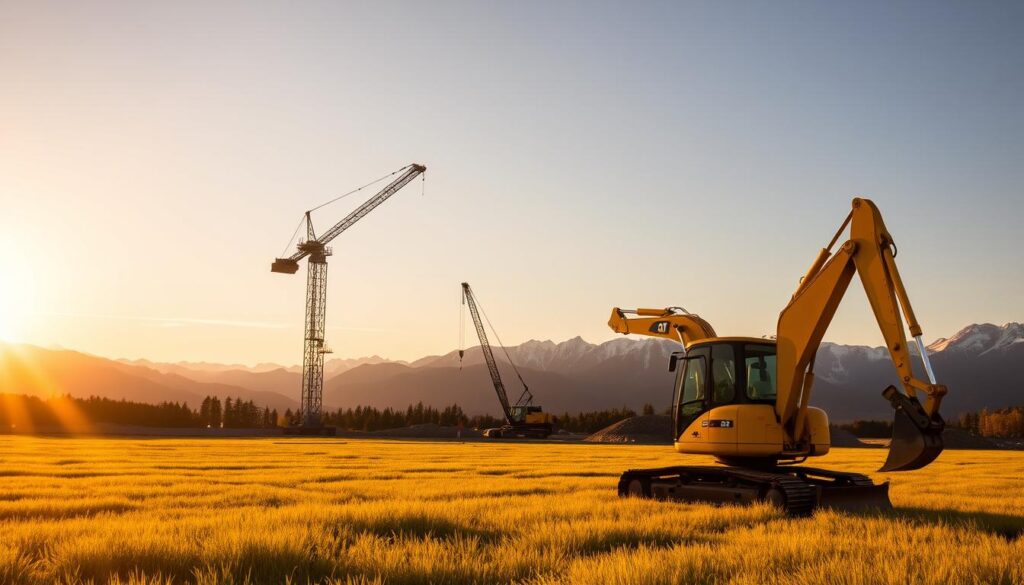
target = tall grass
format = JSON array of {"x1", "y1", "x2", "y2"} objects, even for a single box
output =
[{"x1": 0, "y1": 436, "x2": 1021, "y2": 584}]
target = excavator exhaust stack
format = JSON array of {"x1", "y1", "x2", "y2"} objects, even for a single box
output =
[{"x1": 880, "y1": 385, "x2": 944, "y2": 472}]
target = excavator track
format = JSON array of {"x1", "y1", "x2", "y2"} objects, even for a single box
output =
[{"x1": 618, "y1": 465, "x2": 889, "y2": 515}]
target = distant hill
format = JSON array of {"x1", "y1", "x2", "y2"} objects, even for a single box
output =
[
  {"x1": 119, "y1": 355, "x2": 401, "y2": 380},
  {"x1": 0, "y1": 343, "x2": 297, "y2": 412},
  {"x1": 811, "y1": 323, "x2": 1024, "y2": 421},
  {"x1": 6, "y1": 322, "x2": 1021, "y2": 420},
  {"x1": 323, "y1": 323, "x2": 1024, "y2": 419},
  {"x1": 323, "y1": 362, "x2": 595, "y2": 415}
]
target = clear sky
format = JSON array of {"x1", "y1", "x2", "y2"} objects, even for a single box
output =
[{"x1": 1, "y1": 1, "x2": 1021, "y2": 365}]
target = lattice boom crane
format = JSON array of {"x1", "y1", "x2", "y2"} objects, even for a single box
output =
[
  {"x1": 460, "y1": 282, "x2": 555, "y2": 439},
  {"x1": 272, "y1": 164, "x2": 426, "y2": 430}
]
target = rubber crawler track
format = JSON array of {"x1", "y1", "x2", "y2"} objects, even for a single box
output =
[{"x1": 617, "y1": 465, "x2": 880, "y2": 516}]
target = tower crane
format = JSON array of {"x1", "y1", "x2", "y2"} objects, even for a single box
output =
[
  {"x1": 460, "y1": 282, "x2": 556, "y2": 438},
  {"x1": 272, "y1": 163, "x2": 426, "y2": 433}
]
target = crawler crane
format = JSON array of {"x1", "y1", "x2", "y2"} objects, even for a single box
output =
[
  {"x1": 460, "y1": 282, "x2": 555, "y2": 438},
  {"x1": 608, "y1": 198, "x2": 946, "y2": 513}
]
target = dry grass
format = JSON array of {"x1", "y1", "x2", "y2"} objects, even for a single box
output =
[{"x1": 0, "y1": 435, "x2": 1021, "y2": 584}]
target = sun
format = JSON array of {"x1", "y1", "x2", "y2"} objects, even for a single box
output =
[{"x1": 0, "y1": 257, "x2": 36, "y2": 342}]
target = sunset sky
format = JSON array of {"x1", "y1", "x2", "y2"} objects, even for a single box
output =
[{"x1": 1, "y1": 1, "x2": 1021, "y2": 366}]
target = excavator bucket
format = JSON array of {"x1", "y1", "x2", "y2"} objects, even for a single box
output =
[{"x1": 880, "y1": 385, "x2": 944, "y2": 472}]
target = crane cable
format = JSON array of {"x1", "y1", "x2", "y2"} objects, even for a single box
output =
[
  {"x1": 308, "y1": 164, "x2": 413, "y2": 213},
  {"x1": 279, "y1": 215, "x2": 308, "y2": 257},
  {"x1": 474, "y1": 293, "x2": 529, "y2": 394},
  {"x1": 458, "y1": 289, "x2": 466, "y2": 370},
  {"x1": 278, "y1": 164, "x2": 414, "y2": 255}
]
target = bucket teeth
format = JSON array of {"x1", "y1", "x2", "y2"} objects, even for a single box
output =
[{"x1": 880, "y1": 385, "x2": 944, "y2": 472}]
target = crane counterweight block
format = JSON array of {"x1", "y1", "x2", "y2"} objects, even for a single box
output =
[{"x1": 271, "y1": 258, "x2": 300, "y2": 274}]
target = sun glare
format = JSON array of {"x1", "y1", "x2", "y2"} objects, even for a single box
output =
[
  {"x1": 0, "y1": 250, "x2": 36, "y2": 342},
  {"x1": 0, "y1": 286, "x2": 28, "y2": 341}
]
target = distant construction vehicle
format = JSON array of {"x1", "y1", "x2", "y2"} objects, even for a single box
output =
[
  {"x1": 271, "y1": 164, "x2": 426, "y2": 435},
  {"x1": 460, "y1": 282, "x2": 556, "y2": 438},
  {"x1": 608, "y1": 198, "x2": 946, "y2": 514}
]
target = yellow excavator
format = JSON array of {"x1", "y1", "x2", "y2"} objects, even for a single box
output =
[{"x1": 608, "y1": 198, "x2": 946, "y2": 514}]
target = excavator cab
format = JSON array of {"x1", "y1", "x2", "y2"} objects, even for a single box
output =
[
  {"x1": 668, "y1": 338, "x2": 943, "y2": 473},
  {"x1": 508, "y1": 406, "x2": 529, "y2": 424},
  {"x1": 668, "y1": 340, "x2": 783, "y2": 447}
]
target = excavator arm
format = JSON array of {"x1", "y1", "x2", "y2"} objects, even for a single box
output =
[
  {"x1": 608, "y1": 307, "x2": 717, "y2": 347},
  {"x1": 777, "y1": 197, "x2": 947, "y2": 471}
]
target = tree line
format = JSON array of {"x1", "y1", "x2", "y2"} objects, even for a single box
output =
[
  {"x1": 317, "y1": 403, "x2": 504, "y2": 432},
  {"x1": 317, "y1": 403, "x2": 650, "y2": 433},
  {"x1": 0, "y1": 394, "x2": 278, "y2": 430},
  {"x1": 836, "y1": 407, "x2": 1024, "y2": 440},
  {"x1": 956, "y1": 407, "x2": 1024, "y2": 438},
  {"x1": 197, "y1": 396, "x2": 277, "y2": 428},
  {"x1": 1, "y1": 393, "x2": 651, "y2": 434}
]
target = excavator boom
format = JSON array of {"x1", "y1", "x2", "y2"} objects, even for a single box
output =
[{"x1": 777, "y1": 197, "x2": 946, "y2": 471}]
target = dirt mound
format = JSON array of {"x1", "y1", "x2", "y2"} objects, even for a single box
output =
[
  {"x1": 585, "y1": 415, "x2": 673, "y2": 445},
  {"x1": 829, "y1": 426, "x2": 876, "y2": 448},
  {"x1": 371, "y1": 423, "x2": 482, "y2": 439}
]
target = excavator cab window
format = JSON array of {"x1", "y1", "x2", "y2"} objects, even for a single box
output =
[
  {"x1": 710, "y1": 344, "x2": 736, "y2": 405},
  {"x1": 673, "y1": 349, "x2": 709, "y2": 437},
  {"x1": 508, "y1": 406, "x2": 528, "y2": 423},
  {"x1": 744, "y1": 344, "x2": 777, "y2": 402}
]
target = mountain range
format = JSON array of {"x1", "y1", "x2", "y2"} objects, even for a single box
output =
[{"x1": 1, "y1": 322, "x2": 1021, "y2": 421}]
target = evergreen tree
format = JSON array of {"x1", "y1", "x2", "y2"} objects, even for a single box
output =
[
  {"x1": 214, "y1": 397, "x2": 223, "y2": 427},
  {"x1": 199, "y1": 397, "x2": 212, "y2": 426}
]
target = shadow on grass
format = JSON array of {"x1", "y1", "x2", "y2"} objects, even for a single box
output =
[
  {"x1": 339, "y1": 513, "x2": 501, "y2": 543},
  {"x1": 850, "y1": 506, "x2": 1024, "y2": 540},
  {"x1": 569, "y1": 528, "x2": 713, "y2": 557},
  {"x1": 511, "y1": 471, "x2": 619, "y2": 479},
  {"x1": 0, "y1": 501, "x2": 136, "y2": 520}
]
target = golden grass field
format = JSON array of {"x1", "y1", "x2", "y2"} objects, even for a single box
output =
[{"x1": 1, "y1": 436, "x2": 1022, "y2": 585}]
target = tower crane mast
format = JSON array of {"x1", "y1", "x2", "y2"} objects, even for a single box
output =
[{"x1": 272, "y1": 164, "x2": 426, "y2": 432}]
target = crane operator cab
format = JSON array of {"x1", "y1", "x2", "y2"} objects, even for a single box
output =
[
  {"x1": 508, "y1": 405, "x2": 548, "y2": 424},
  {"x1": 668, "y1": 338, "x2": 831, "y2": 466}
]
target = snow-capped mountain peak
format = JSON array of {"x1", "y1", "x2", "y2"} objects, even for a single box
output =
[{"x1": 926, "y1": 323, "x2": 1024, "y2": 355}]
